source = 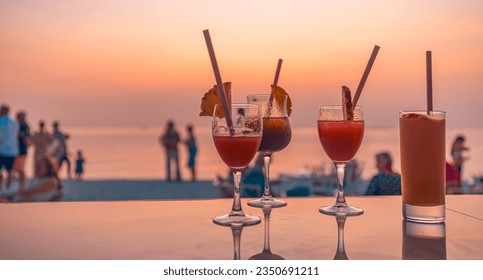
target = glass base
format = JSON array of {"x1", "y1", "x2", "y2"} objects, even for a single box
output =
[
  {"x1": 319, "y1": 204, "x2": 364, "y2": 216},
  {"x1": 249, "y1": 251, "x2": 285, "y2": 260},
  {"x1": 213, "y1": 213, "x2": 261, "y2": 227},
  {"x1": 248, "y1": 197, "x2": 287, "y2": 208},
  {"x1": 403, "y1": 203, "x2": 445, "y2": 223}
]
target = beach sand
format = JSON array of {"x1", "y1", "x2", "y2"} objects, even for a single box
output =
[{"x1": 60, "y1": 179, "x2": 220, "y2": 201}]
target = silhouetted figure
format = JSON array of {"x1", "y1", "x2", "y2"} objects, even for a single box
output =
[
  {"x1": 0, "y1": 104, "x2": 19, "y2": 191},
  {"x1": 75, "y1": 150, "x2": 85, "y2": 181},
  {"x1": 451, "y1": 135, "x2": 469, "y2": 184},
  {"x1": 365, "y1": 152, "x2": 401, "y2": 195},
  {"x1": 184, "y1": 124, "x2": 198, "y2": 181},
  {"x1": 159, "y1": 120, "x2": 181, "y2": 182},
  {"x1": 31, "y1": 120, "x2": 54, "y2": 176},
  {"x1": 52, "y1": 121, "x2": 71, "y2": 178},
  {"x1": 13, "y1": 111, "x2": 31, "y2": 189}
]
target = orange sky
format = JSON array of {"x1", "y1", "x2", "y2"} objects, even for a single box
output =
[{"x1": 1, "y1": 0, "x2": 482, "y2": 128}]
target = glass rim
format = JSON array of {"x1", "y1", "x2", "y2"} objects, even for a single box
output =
[{"x1": 399, "y1": 110, "x2": 446, "y2": 114}]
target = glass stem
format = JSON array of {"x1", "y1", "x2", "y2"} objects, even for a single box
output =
[
  {"x1": 262, "y1": 206, "x2": 272, "y2": 252},
  {"x1": 231, "y1": 223, "x2": 243, "y2": 260},
  {"x1": 335, "y1": 163, "x2": 347, "y2": 205},
  {"x1": 334, "y1": 215, "x2": 348, "y2": 260},
  {"x1": 336, "y1": 216, "x2": 346, "y2": 254},
  {"x1": 262, "y1": 153, "x2": 273, "y2": 198},
  {"x1": 230, "y1": 169, "x2": 244, "y2": 216}
]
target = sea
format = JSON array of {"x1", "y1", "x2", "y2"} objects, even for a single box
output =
[{"x1": 23, "y1": 126, "x2": 482, "y2": 184}]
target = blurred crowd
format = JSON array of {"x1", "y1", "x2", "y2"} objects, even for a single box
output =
[{"x1": 0, "y1": 103, "x2": 85, "y2": 202}]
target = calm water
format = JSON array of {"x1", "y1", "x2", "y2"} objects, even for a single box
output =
[{"x1": 24, "y1": 126, "x2": 482, "y2": 183}]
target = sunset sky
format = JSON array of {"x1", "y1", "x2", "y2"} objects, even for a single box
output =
[{"x1": 1, "y1": 0, "x2": 482, "y2": 128}]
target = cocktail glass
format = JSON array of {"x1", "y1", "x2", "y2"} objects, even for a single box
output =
[
  {"x1": 212, "y1": 103, "x2": 263, "y2": 226},
  {"x1": 317, "y1": 105, "x2": 364, "y2": 216},
  {"x1": 247, "y1": 94, "x2": 291, "y2": 208}
]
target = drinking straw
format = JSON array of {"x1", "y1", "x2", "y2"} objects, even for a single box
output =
[
  {"x1": 352, "y1": 45, "x2": 380, "y2": 109},
  {"x1": 426, "y1": 50, "x2": 433, "y2": 115},
  {"x1": 203, "y1": 29, "x2": 233, "y2": 128},
  {"x1": 273, "y1": 58, "x2": 283, "y2": 86},
  {"x1": 268, "y1": 59, "x2": 283, "y2": 106}
]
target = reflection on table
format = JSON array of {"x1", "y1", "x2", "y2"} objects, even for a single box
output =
[
  {"x1": 0, "y1": 195, "x2": 481, "y2": 259},
  {"x1": 332, "y1": 215, "x2": 349, "y2": 260},
  {"x1": 249, "y1": 205, "x2": 285, "y2": 260},
  {"x1": 402, "y1": 220, "x2": 446, "y2": 260}
]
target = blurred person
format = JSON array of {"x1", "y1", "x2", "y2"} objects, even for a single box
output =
[
  {"x1": 451, "y1": 135, "x2": 469, "y2": 184},
  {"x1": 13, "y1": 111, "x2": 31, "y2": 189},
  {"x1": 1, "y1": 156, "x2": 63, "y2": 202},
  {"x1": 75, "y1": 149, "x2": 85, "y2": 181},
  {"x1": 52, "y1": 121, "x2": 72, "y2": 178},
  {"x1": 31, "y1": 120, "x2": 54, "y2": 173},
  {"x1": 159, "y1": 120, "x2": 181, "y2": 182},
  {"x1": 446, "y1": 162, "x2": 462, "y2": 194},
  {"x1": 0, "y1": 104, "x2": 19, "y2": 191},
  {"x1": 183, "y1": 124, "x2": 198, "y2": 181},
  {"x1": 365, "y1": 151, "x2": 401, "y2": 195}
]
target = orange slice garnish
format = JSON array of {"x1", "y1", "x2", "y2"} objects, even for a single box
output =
[
  {"x1": 199, "y1": 82, "x2": 232, "y2": 118},
  {"x1": 271, "y1": 85, "x2": 292, "y2": 117}
]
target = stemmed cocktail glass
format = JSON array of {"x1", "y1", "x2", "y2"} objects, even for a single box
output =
[
  {"x1": 247, "y1": 94, "x2": 291, "y2": 208},
  {"x1": 212, "y1": 103, "x2": 263, "y2": 226},
  {"x1": 317, "y1": 105, "x2": 364, "y2": 216}
]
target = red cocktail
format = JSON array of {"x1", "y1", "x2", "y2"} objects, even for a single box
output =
[
  {"x1": 318, "y1": 120, "x2": 364, "y2": 164},
  {"x1": 213, "y1": 135, "x2": 261, "y2": 170},
  {"x1": 317, "y1": 105, "x2": 365, "y2": 216},
  {"x1": 212, "y1": 103, "x2": 262, "y2": 226}
]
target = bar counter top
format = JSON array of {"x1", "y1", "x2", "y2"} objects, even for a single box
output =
[{"x1": 1, "y1": 195, "x2": 482, "y2": 260}]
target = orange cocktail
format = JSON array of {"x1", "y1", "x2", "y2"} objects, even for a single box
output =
[{"x1": 399, "y1": 111, "x2": 446, "y2": 223}]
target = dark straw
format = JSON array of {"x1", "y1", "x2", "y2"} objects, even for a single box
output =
[
  {"x1": 352, "y1": 45, "x2": 380, "y2": 109},
  {"x1": 268, "y1": 58, "x2": 283, "y2": 107},
  {"x1": 203, "y1": 29, "x2": 233, "y2": 128},
  {"x1": 426, "y1": 50, "x2": 433, "y2": 115}
]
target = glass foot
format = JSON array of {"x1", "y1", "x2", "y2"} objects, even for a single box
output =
[
  {"x1": 319, "y1": 204, "x2": 363, "y2": 216},
  {"x1": 248, "y1": 197, "x2": 287, "y2": 208},
  {"x1": 249, "y1": 250, "x2": 285, "y2": 260},
  {"x1": 213, "y1": 213, "x2": 261, "y2": 226}
]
